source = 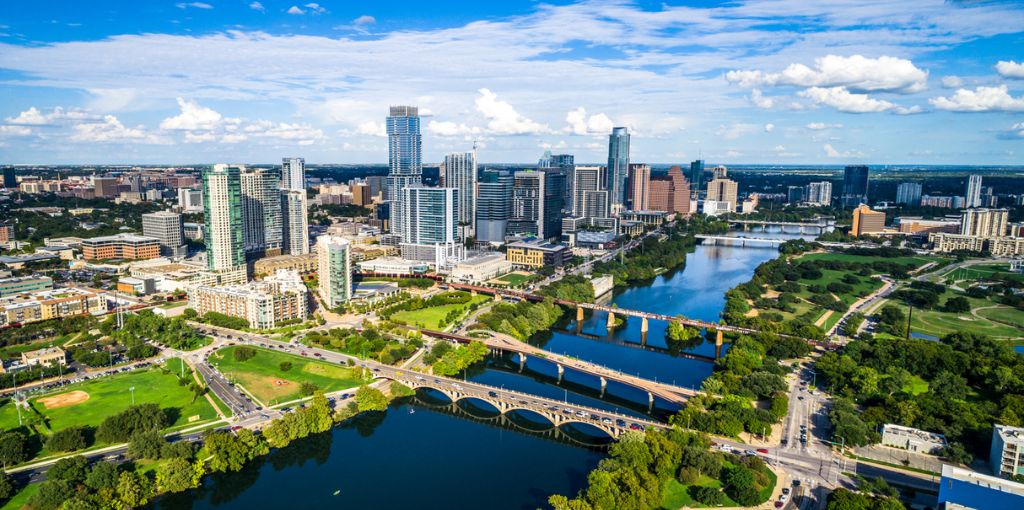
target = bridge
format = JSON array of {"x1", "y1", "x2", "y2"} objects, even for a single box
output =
[
  {"x1": 729, "y1": 217, "x2": 835, "y2": 234},
  {"x1": 381, "y1": 368, "x2": 667, "y2": 438},
  {"x1": 416, "y1": 328, "x2": 703, "y2": 407},
  {"x1": 695, "y1": 235, "x2": 784, "y2": 247}
]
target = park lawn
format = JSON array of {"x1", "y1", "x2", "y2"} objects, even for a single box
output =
[
  {"x1": 0, "y1": 482, "x2": 39, "y2": 510},
  {"x1": 390, "y1": 295, "x2": 489, "y2": 330},
  {"x1": 941, "y1": 263, "x2": 1024, "y2": 284},
  {"x1": 23, "y1": 362, "x2": 218, "y2": 433},
  {"x1": 902, "y1": 291, "x2": 1024, "y2": 341},
  {"x1": 659, "y1": 462, "x2": 777, "y2": 510},
  {"x1": 799, "y1": 252, "x2": 938, "y2": 269},
  {"x1": 903, "y1": 375, "x2": 929, "y2": 396},
  {"x1": 210, "y1": 346, "x2": 365, "y2": 405},
  {"x1": 488, "y1": 271, "x2": 535, "y2": 287}
]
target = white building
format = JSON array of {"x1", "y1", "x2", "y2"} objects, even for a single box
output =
[
  {"x1": 991, "y1": 424, "x2": 1024, "y2": 478},
  {"x1": 880, "y1": 424, "x2": 947, "y2": 454},
  {"x1": 806, "y1": 181, "x2": 832, "y2": 206},
  {"x1": 357, "y1": 257, "x2": 429, "y2": 276},
  {"x1": 142, "y1": 211, "x2": 186, "y2": 258},
  {"x1": 282, "y1": 189, "x2": 310, "y2": 255},
  {"x1": 449, "y1": 252, "x2": 513, "y2": 283},
  {"x1": 441, "y1": 151, "x2": 477, "y2": 237},
  {"x1": 281, "y1": 157, "x2": 306, "y2": 191},
  {"x1": 965, "y1": 174, "x2": 983, "y2": 208},
  {"x1": 317, "y1": 235, "x2": 352, "y2": 308},
  {"x1": 177, "y1": 188, "x2": 203, "y2": 213},
  {"x1": 188, "y1": 269, "x2": 308, "y2": 329}
]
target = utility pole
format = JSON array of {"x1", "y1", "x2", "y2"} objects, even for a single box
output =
[{"x1": 905, "y1": 303, "x2": 913, "y2": 340}]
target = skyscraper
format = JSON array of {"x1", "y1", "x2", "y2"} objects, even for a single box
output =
[
  {"x1": 509, "y1": 170, "x2": 561, "y2": 239},
  {"x1": 240, "y1": 168, "x2": 283, "y2": 258},
  {"x1": 607, "y1": 127, "x2": 630, "y2": 212},
  {"x1": 852, "y1": 204, "x2": 885, "y2": 236},
  {"x1": 475, "y1": 169, "x2": 513, "y2": 244},
  {"x1": 965, "y1": 175, "x2": 983, "y2": 208},
  {"x1": 93, "y1": 176, "x2": 119, "y2": 198},
  {"x1": 281, "y1": 157, "x2": 306, "y2": 191},
  {"x1": 689, "y1": 160, "x2": 705, "y2": 196},
  {"x1": 2, "y1": 168, "x2": 15, "y2": 189},
  {"x1": 397, "y1": 187, "x2": 459, "y2": 245},
  {"x1": 542, "y1": 153, "x2": 575, "y2": 211},
  {"x1": 441, "y1": 151, "x2": 477, "y2": 234},
  {"x1": 896, "y1": 182, "x2": 923, "y2": 206},
  {"x1": 281, "y1": 189, "x2": 310, "y2": 255},
  {"x1": 961, "y1": 208, "x2": 1008, "y2": 237},
  {"x1": 711, "y1": 165, "x2": 728, "y2": 180},
  {"x1": 841, "y1": 165, "x2": 870, "y2": 207},
  {"x1": 648, "y1": 167, "x2": 691, "y2": 215},
  {"x1": 203, "y1": 164, "x2": 245, "y2": 272},
  {"x1": 142, "y1": 211, "x2": 186, "y2": 258},
  {"x1": 317, "y1": 235, "x2": 352, "y2": 308},
  {"x1": 570, "y1": 166, "x2": 607, "y2": 218},
  {"x1": 386, "y1": 106, "x2": 423, "y2": 239},
  {"x1": 628, "y1": 164, "x2": 650, "y2": 211},
  {"x1": 805, "y1": 181, "x2": 832, "y2": 206},
  {"x1": 787, "y1": 186, "x2": 805, "y2": 204},
  {"x1": 706, "y1": 177, "x2": 738, "y2": 212}
]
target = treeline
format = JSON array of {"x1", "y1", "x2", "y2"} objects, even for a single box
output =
[
  {"x1": 430, "y1": 341, "x2": 489, "y2": 377},
  {"x1": 548, "y1": 429, "x2": 774, "y2": 510},
  {"x1": 303, "y1": 326, "x2": 421, "y2": 365},
  {"x1": 539, "y1": 275, "x2": 595, "y2": 302},
  {"x1": 108, "y1": 310, "x2": 208, "y2": 351},
  {"x1": 473, "y1": 299, "x2": 563, "y2": 340},
  {"x1": 262, "y1": 393, "x2": 333, "y2": 448},
  {"x1": 187, "y1": 310, "x2": 249, "y2": 331},
  {"x1": 816, "y1": 331, "x2": 1024, "y2": 460},
  {"x1": 592, "y1": 230, "x2": 697, "y2": 285},
  {"x1": 1, "y1": 315, "x2": 97, "y2": 349}
]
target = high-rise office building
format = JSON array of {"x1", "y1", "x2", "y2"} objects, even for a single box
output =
[
  {"x1": 177, "y1": 188, "x2": 203, "y2": 212},
  {"x1": 648, "y1": 166, "x2": 691, "y2": 215},
  {"x1": 607, "y1": 127, "x2": 630, "y2": 212},
  {"x1": 787, "y1": 186, "x2": 805, "y2": 204},
  {"x1": 712, "y1": 165, "x2": 728, "y2": 180},
  {"x1": 841, "y1": 165, "x2": 870, "y2": 207},
  {"x1": 806, "y1": 181, "x2": 832, "y2": 206},
  {"x1": 965, "y1": 174, "x2": 983, "y2": 208},
  {"x1": 628, "y1": 164, "x2": 650, "y2": 211},
  {"x1": 689, "y1": 160, "x2": 705, "y2": 196},
  {"x1": 706, "y1": 177, "x2": 738, "y2": 212},
  {"x1": 240, "y1": 168, "x2": 283, "y2": 258},
  {"x1": 317, "y1": 235, "x2": 352, "y2": 308},
  {"x1": 281, "y1": 157, "x2": 306, "y2": 191},
  {"x1": 475, "y1": 169, "x2": 513, "y2": 244},
  {"x1": 397, "y1": 187, "x2": 459, "y2": 245},
  {"x1": 896, "y1": 182, "x2": 923, "y2": 206},
  {"x1": 93, "y1": 176, "x2": 119, "y2": 198},
  {"x1": 441, "y1": 151, "x2": 477, "y2": 233},
  {"x1": 3, "y1": 168, "x2": 16, "y2": 189},
  {"x1": 386, "y1": 106, "x2": 423, "y2": 239},
  {"x1": 570, "y1": 166, "x2": 607, "y2": 218},
  {"x1": 852, "y1": 204, "x2": 886, "y2": 236},
  {"x1": 203, "y1": 164, "x2": 245, "y2": 272},
  {"x1": 961, "y1": 208, "x2": 1008, "y2": 238},
  {"x1": 281, "y1": 189, "x2": 310, "y2": 255},
  {"x1": 141, "y1": 211, "x2": 186, "y2": 258},
  {"x1": 509, "y1": 170, "x2": 561, "y2": 239},
  {"x1": 541, "y1": 153, "x2": 575, "y2": 211}
]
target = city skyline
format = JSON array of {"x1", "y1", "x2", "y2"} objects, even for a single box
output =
[{"x1": 0, "y1": 1, "x2": 1022, "y2": 165}]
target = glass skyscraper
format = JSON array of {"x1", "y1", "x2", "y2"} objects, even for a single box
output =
[
  {"x1": 689, "y1": 160, "x2": 705, "y2": 196},
  {"x1": 476, "y1": 169, "x2": 513, "y2": 243},
  {"x1": 841, "y1": 165, "x2": 870, "y2": 207},
  {"x1": 398, "y1": 187, "x2": 459, "y2": 245},
  {"x1": 607, "y1": 127, "x2": 630, "y2": 212},
  {"x1": 386, "y1": 106, "x2": 423, "y2": 238},
  {"x1": 896, "y1": 182, "x2": 922, "y2": 206},
  {"x1": 202, "y1": 164, "x2": 245, "y2": 271},
  {"x1": 441, "y1": 151, "x2": 477, "y2": 231},
  {"x1": 240, "y1": 168, "x2": 283, "y2": 258},
  {"x1": 317, "y1": 235, "x2": 352, "y2": 308}
]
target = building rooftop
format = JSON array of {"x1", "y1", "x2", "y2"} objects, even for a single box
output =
[
  {"x1": 942, "y1": 464, "x2": 1024, "y2": 498},
  {"x1": 455, "y1": 252, "x2": 507, "y2": 267},
  {"x1": 995, "y1": 424, "x2": 1024, "y2": 444},
  {"x1": 883, "y1": 423, "x2": 947, "y2": 444},
  {"x1": 83, "y1": 233, "x2": 160, "y2": 244}
]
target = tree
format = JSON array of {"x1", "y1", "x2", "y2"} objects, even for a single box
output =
[
  {"x1": 116, "y1": 470, "x2": 151, "y2": 509},
  {"x1": 943, "y1": 296, "x2": 971, "y2": 313},
  {"x1": 233, "y1": 346, "x2": 257, "y2": 362},
  {"x1": 47, "y1": 455, "x2": 89, "y2": 484},
  {"x1": 27, "y1": 480, "x2": 74, "y2": 510},
  {"x1": 156, "y1": 457, "x2": 200, "y2": 493},
  {"x1": 305, "y1": 393, "x2": 334, "y2": 434},
  {"x1": 279, "y1": 361, "x2": 293, "y2": 371},
  {"x1": 127, "y1": 430, "x2": 166, "y2": 460},
  {"x1": 95, "y1": 404, "x2": 168, "y2": 444},
  {"x1": 204, "y1": 431, "x2": 250, "y2": 473},
  {"x1": 942, "y1": 442, "x2": 974, "y2": 465},
  {"x1": 85, "y1": 461, "x2": 120, "y2": 491},
  {"x1": 689, "y1": 486, "x2": 724, "y2": 506},
  {"x1": 355, "y1": 385, "x2": 389, "y2": 412},
  {"x1": 0, "y1": 473, "x2": 12, "y2": 502},
  {"x1": 44, "y1": 426, "x2": 88, "y2": 452},
  {"x1": 0, "y1": 432, "x2": 27, "y2": 468}
]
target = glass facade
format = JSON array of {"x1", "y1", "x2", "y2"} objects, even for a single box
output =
[
  {"x1": 202, "y1": 164, "x2": 245, "y2": 271},
  {"x1": 607, "y1": 127, "x2": 630, "y2": 210}
]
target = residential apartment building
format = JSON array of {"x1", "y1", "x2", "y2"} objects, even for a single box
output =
[
  {"x1": 0, "y1": 287, "x2": 107, "y2": 327},
  {"x1": 281, "y1": 189, "x2": 310, "y2": 255},
  {"x1": 928, "y1": 233, "x2": 986, "y2": 253},
  {"x1": 991, "y1": 424, "x2": 1024, "y2": 478},
  {"x1": 253, "y1": 253, "x2": 318, "y2": 277},
  {"x1": 965, "y1": 174, "x2": 983, "y2": 208},
  {"x1": 961, "y1": 208, "x2": 1008, "y2": 238},
  {"x1": 441, "y1": 151, "x2": 477, "y2": 235},
  {"x1": 805, "y1": 181, "x2": 832, "y2": 206},
  {"x1": 628, "y1": 164, "x2": 650, "y2": 211},
  {"x1": 317, "y1": 235, "x2": 352, "y2": 309},
  {"x1": 386, "y1": 106, "x2": 423, "y2": 240},
  {"x1": 607, "y1": 127, "x2": 630, "y2": 212},
  {"x1": 82, "y1": 233, "x2": 161, "y2": 261},
  {"x1": 896, "y1": 182, "x2": 922, "y2": 206},
  {"x1": 188, "y1": 270, "x2": 308, "y2": 329},
  {"x1": 475, "y1": 169, "x2": 513, "y2": 244},
  {"x1": 203, "y1": 164, "x2": 245, "y2": 272},
  {"x1": 281, "y1": 157, "x2": 306, "y2": 191},
  {"x1": 0, "y1": 276, "x2": 53, "y2": 297},
  {"x1": 241, "y1": 168, "x2": 283, "y2": 258}
]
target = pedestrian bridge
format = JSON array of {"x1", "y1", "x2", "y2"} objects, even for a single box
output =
[
  {"x1": 695, "y1": 234, "x2": 784, "y2": 247},
  {"x1": 380, "y1": 371, "x2": 666, "y2": 438}
]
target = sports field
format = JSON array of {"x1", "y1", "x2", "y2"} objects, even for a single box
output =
[
  {"x1": 487, "y1": 271, "x2": 535, "y2": 287},
  {"x1": 210, "y1": 346, "x2": 365, "y2": 405},
  {"x1": 0, "y1": 359, "x2": 218, "y2": 434}
]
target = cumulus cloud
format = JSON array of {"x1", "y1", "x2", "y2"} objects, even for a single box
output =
[
  {"x1": 287, "y1": 6, "x2": 305, "y2": 15},
  {"x1": 474, "y1": 88, "x2": 550, "y2": 135},
  {"x1": 248, "y1": 1, "x2": 265, "y2": 12},
  {"x1": 823, "y1": 143, "x2": 865, "y2": 158},
  {"x1": 427, "y1": 120, "x2": 481, "y2": 137},
  {"x1": 714, "y1": 123, "x2": 756, "y2": 140},
  {"x1": 176, "y1": 2, "x2": 213, "y2": 9},
  {"x1": 941, "y1": 76, "x2": 963, "y2": 88},
  {"x1": 806, "y1": 122, "x2": 842, "y2": 130},
  {"x1": 564, "y1": 107, "x2": 614, "y2": 135},
  {"x1": 799, "y1": 87, "x2": 920, "y2": 114},
  {"x1": 289, "y1": 3, "x2": 326, "y2": 15},
  {"x1": 353, "y1": 15, "x2": 376, "y2": 25},
  {"x1": 750, "y1": 89, "x2": 774, "y2": 109},
  {"x1": 726, "y1": 55, "x2": 928, "y2": 94},
  {"x1": 0, "y1": 125, "x2": 32, "y2": 136},
  {"x1": 763, "y1": 123, "x2": 774, "y2": 132},
  {"x1": 159, "y1": 98, "x2": 224, "y2": 130},
  {"x1": 5, "y1": 106, "x2": 98, "y2": 125},
  {"x1": 71, "y1": 115, "x2": 166, "y2": 144},
  {"x1": 996, "y1": 60, "x2": 1024, "y2": 79},
  {"x1": 355, "y1": 121, "x2": 386, "y2": 137},
  {"x1": 929, "y1": 85, "x2": 1024, "y2": 112}
]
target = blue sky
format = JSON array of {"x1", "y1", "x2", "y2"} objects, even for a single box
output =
[{"x1": 1, "y1": 0, "x2": 1023, "y2": 165}]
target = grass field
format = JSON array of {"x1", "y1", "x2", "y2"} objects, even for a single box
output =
[
  {"x1": 390, "y1": 295, "x2": 490, "y2": 330},
  {"x1": 0, "y1": 483, "x2": 38, "y2": 510},
  {"x1": 899, "y1": 291, "x2": 1024, "y2": 341},
  {"x1": 800, "y1": 252, "x2": 938, "y2": 268},
  {"x1": 940, "y1": 263, "x2": 1024, "y2": 284},
  {"x1": 210, "y1": 346, "x2": 365, "y2": 405},
  {"x1": 659, "y1": 462, "x2": 777, "y2": 509},
  {"x1": 487, "y1": 271, "x2": 535, "y2": 287}
]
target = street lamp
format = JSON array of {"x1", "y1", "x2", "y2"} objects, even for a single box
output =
[{"x1": 129, "y1": 386, "x2": 136, "y2": 405}]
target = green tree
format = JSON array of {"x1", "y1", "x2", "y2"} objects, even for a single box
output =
[
  {"x1": 205, "y1": 431, "x2": 249, "y2": 473},
  {"x1": 44, "y1": 426, "x2": 88, "y2": 452},
  {"x1": 85, "y1": 461, "x2": 120, "y2": 491},
  {"x1": 233, "y1": 346, "x2": 257, "y2": 362},
  {"x1": 0, "y1": 473, "x2": 12, "y2": 502},
  {"x1": 0, "y1": 432, "x2": 27, "y2": 468},
  {"x1": 279, "y1": 361, "x2": 293, "y2": 371},
  {"x1": 305, "y1": 393, "x2": 334, "y2": 434},
  {"x1": 127, "y1": 430, "x2": 166, "y2": 460},
  {"x1": 355, "y1": 385, "x2": 389, "y2": 412},
  {"x1": 943, "y1": 296, "x2": 970, "y2": 313},
  {"x1": 27, "y1": 480, "x2": 74, "y2": 510},
  {"x1": 47, "y1": 455, "x2": 89, "y2": 484},
  {"x1": 156, "y1": 457, "x2": 200, "y2": 493},
  {"x1": 116, "y1": 470, "x2": 151, "y2": 509}
]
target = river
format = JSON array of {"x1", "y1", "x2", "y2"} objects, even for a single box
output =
[{"x1": 156, "y1": 232, "x2": 795, "y2": 510}]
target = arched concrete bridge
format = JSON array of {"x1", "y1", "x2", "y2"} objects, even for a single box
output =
[{"x1": 378, "y1": 369, "x2": 666, "y2": 438}]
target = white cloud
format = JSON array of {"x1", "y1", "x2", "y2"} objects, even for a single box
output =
[
  {"x1": 0, "y1": 125, "x2": 32, "y2": 136},
  {"x1": 750, "y1": 89, "x2": 774, "y2": 109},
  {"x1": 474, "y1": 88, "x2": 550, "y2": 135},
  {"x1": 726, "y1": 55, "x2": 928, "y2": 94},
  {"x1": 353, "y1": 15, "x2": 376, "y2": 25},
  {"x1": 159, "y1": 98, "x2": 224, "y2": 130},
  {"x1": 806, "y1": 122, "x2": 842, "y2": 130},
  {"x1": 823, "y1": 143, "x2": 865, "y2": 158},
  {"x1": 564, "y1": 107, "x2": 613, "y2": 135},
  {"x1": 715, "y1": 123, "x2": 756, "y2": 140},
  {"x1": 996, "y1": 60, "x2": 1024, "y2": 79},
  {"x1": 763, "y1": 123, "x2": 774, "y2": 132},
  {"x1": 799, "y1": 86, "x2": 920, "y2": 114},
  {"x1": 221, "y1": 133, "x2": 248, "y2": 143},
  {"x1": 5, "y1": 106, "x2": 98, "y2": 125},
  {"x1": 287, "y1": 6, "x2": 305, "y2": 15},
  {"x1": 355, "y1": 121, "x2": 386, "y2": 137},
  {"x1": 288, "y1": 3, "x2": 325, "y2": 15},
  {"x1": 250, "y1": 121, "x2": 324, "y2": 144},
  {"x1": 941, "y1": 76, "x2": 963, "y2": 88},
  {"x1": 929, "y1": 85, "x2": 1024, "y2": 112},
  {"x1": 176, "y1": 2, "x2": 213, "y2": 9},
  {"x1": 427, "y1": 120, "x2": 481, "y2": 137},
  {"x1": 184, "y1": 131, "x2": 217, "y2": 143},
  {"x1": 248, "y1": 1, "x2": 265, "y2": 12},
  {"x1": 71, "y1": 115, "x2": 166, "y2": 144}
]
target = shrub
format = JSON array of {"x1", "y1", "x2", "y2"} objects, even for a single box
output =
[
  {"x1": 279, "y1": 361, "x2": 293, "y2": 371},
  {"x1": 233, "y1": 346, "x2": 256, "y2": 362},
  {"x1": 44, "y1": 426, "x2": 88, "y2": 452}
]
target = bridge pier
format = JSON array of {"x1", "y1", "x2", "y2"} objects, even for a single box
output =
[
  {"x1": 600, "y1": 376, "x2": 607, "y2": 397},
  {"x1": 518, "y1": 353, "x2": 526, "y2": 372},
  {"x1": 648, "y1": 391, "x2": 654, "y2": 413},
  {"x1": 606, "y1": 311, "x2": 616, "y2": 330},
  {"x1": 641, "y1": 317, "x2": 648, "y2": 333},
  {"x1": 576, "y1": 306, "x2": 584, "y2": 322},
  {"x1": 715, "y1": 330, "x2": 724, "y2": 359},
  {"x1": 557, "y1": 364, "x2": 564, "y2": 383}
]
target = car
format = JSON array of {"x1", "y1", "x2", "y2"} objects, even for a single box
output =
[
  {"x1": 744, "y1": 449, "x2": 757, "y2": 456},
  {"x1": 551, "y1": 406, "x2": 559, "y2": 411},
  {"x1": 780, "y1": 494, "x2": 789, "y2": 503},
  {"x1": 792, "y1": 480, "x2": 801, "y2": 487},
  {"x1": 757, "y1": 448, "x2": 769, "y2": 454},
  {"x1": 590, "y1": 414, "x2": 599, "y2": 420},
  {"x1": 782, "y1": 488, "x2": 790, "y2": 496},
  {"x1": 576, "y1": 411, "x2": 586, "y2": 417},
  {"x1": 781, "y1": 439, "x2": 788, "y2": 446},
  {"x1": 488, "y1": 391, "x2": 498, "y2": 397},
  {"x1": 602, "y1": 418, "x2": 612, "y2": 425},
  {"x1": 616, "y1": 419, "x2": 626, "y2": 427},
  {"x1": 313, "y1": 352, "x2": 322, "y2": 357},
  {"x1": 629, "y1": 424, "x2": 640, "y2": 430},
  {"x1": 797, "y1": 396, "x2": 804, "y2": 400},
  {"x1": 774, "y1": 502, "x2": 783, "y2": 508}
]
